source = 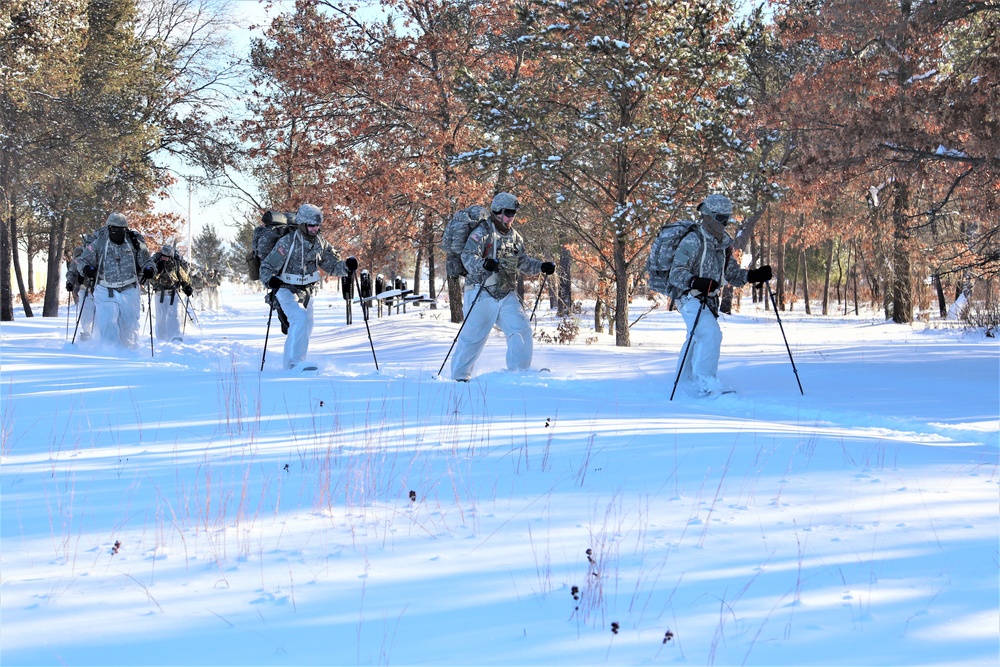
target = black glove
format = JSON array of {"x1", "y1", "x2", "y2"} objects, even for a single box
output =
[
  {"x1": 267, "y1": 276, "x2": 283, "y2": 289},
  {"x1": 540, "y1": 261, "x2": 556, "y2": 275},
  {"x1": 182, "y1": 284, "x2": 193, "y2": 296},
  {"x1": 142, "y1": 266, "x2": 155, "y2": 281},
  {"x1": 82, "y1": 265, "x2": 97, "y2": 279},
  {"x1": 746, "y1": 265, "x2": 772, "y2": 284},
  {"x1": 345, "y1": 256, "x2": 358, "y2": 272},
  {"x1": 689, "y1": 276, "x2": 719, "y2": 294},
  {"x1": 66, "y1": 281, "x2": 75, "y2": 292},
  {"x1": 483, "y1": 257, "x2": 500, "y2": 272}
]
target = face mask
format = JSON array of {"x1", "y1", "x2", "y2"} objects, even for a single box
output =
[{"x1": 108, "y1": 227, "x2": 126, "y2": 244}]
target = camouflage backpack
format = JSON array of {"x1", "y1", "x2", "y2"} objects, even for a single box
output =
[
  {"x1": 440, "y1": 205, "x2": 489, "y2": 278},
  {"x1": 646, "y1": 220, "x2": 701, "y2": 298},
  {"x1": 247, "y1": 211, "x2": 295, "y2": 280}
]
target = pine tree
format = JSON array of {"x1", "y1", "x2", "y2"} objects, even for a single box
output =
[
  {"x1": 468, "y1": 0, "x2": 744, "y2": 346},
  {"x1": 191, "y1": 224, "x2": 226, "y2": 274}
]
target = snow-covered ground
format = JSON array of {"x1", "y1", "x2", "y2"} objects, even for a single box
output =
[{"x1": 2, "y1": 285, "x2": 997, "y2": 666}]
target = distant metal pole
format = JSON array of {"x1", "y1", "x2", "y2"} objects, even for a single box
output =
[{"x1": 765, "y1": 281, "x2": 804, "y2": 395}]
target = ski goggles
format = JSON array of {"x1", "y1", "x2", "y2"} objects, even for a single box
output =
[
  {"x1": 709, "y1": 212, "x2": 731, "y2": 224},
  {"x1": 493, "y1": 208, "x2": 518, "y2": 217}
]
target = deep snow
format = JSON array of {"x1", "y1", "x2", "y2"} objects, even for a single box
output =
[{"x1": 1, "y1": 284, "x2": 997, "y2": 666}]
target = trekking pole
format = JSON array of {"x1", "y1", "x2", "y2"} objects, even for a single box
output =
[
  {"x1": 528, "y1": 273, "x2": 550, "y2": 327},
  {"x1": 71, "y1": 287, "x2": 90, "y2": 344},
  {"x1": 670, "y1": 297, "x2": 707, "y2": 401},
  {"x1": 181, "y1": 293, "x2": 200, "y2": 334},
  {"x1": 438, "y1": 280, "x2": 487, "y2": 376},
  {"x1": 765, "y1": 281, "x2": 804, "y2": 395},
  {"x1": 354, "y1": 270, "x2": 379, "y2": 370},
  {"x1": 146, "y1": 284, "x2": 155, "y2": 357},
  {"x1": 66, "y1": 287, "x2": 72, "y2": 340},
  {"x1": 178, "y1": 289, "x2": 189, "y2": 335},
  {"x1": 261, "y1": 288, "x2": 277, "y2": 372}
]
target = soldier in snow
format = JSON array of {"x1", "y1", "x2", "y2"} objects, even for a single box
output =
[
  {"x1": 65, "y1": 233, "x2": 96, "y2": 340},
  {"x1": 667, "y1": 194, "x2": 772, "y2": 397},
  {"x1": 76, "y1": 212, "x2": 155, "y2": 348},
  {"x1": 258, "y1": 203, "x2": 357, "y2": 371},
  {"x1": 203, "y1": 268, "x2": 222, "y2": 310},
  {"x1": 149, "y1": 244, "x2": 193, "y2": 341},
  {"x1": 450, "y1": 192, "x2": 555, "y2": 382}
]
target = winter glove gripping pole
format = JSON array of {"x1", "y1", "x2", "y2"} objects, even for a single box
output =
[
  {"x1": 670, "y1": 296, "x2": 708, "y2": 401},
  {"x1": 765, "y1": 281, "x2": 804, "y2": 395},
  {"x1": 353, "y1": 269, "x2": 379, "y2": 370},
  {"x1": 689, "y1": 276, "x2": 718, "y2": 295},
  {"x1": 747, "y1": 265, "x2": 773, "y2": 284}
]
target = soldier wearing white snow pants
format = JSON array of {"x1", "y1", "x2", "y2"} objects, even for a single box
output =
[
  {"x1": 667, "y1": 194, "x2": 772, "y2": 397},
  {"x1": 451, "y1": 193, "x2": 555, "y2": 382},
  {"x1": 150, "y1": 244, "x2": 193, "y2": 341},
  {"x1": 66, "y1": 235, "x2": 96, "y2": 340},
  {"x1": 76, "y1": 213, "x2": 155, "y2": 348},
  {"x1": 258, "y1": 203, "x2": 357, "y2": 371}
]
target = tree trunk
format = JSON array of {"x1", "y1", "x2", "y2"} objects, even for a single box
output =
[
  {"x1": 934, "y1": 274, "x2": 947, "y2": 318},
  {"x1": 10, "y1": 211, "x2": 32, "y2": 317},
  {"x1": 801, "y1": 248, "x2": 811, "y2": 315},
  {"x1": 42, "y1": 212, "x2": 70, "y2": 316},
  {"x1": 0, "y1": 115, "x2": 13, "y2": 321},
  {"x1": 789, "y1": 243, "x2": 800, "y2": 312},
  {"x1": 851, "y1": 241, "x2": 860, "y2": 316},
  {"x1": 594, "y1": 297, "x2": 603, "y2": 333},
  {"x1": 557, "y1": 241, "x2": 572, "y2": 317},
  {"x1": 822, "y1": 239, "x2": 833, "y2": 315},
  {"x1": 412, "y1": 246, "x2": 422, "y2": 295},
  {"x1": 890, "y1": 182, "x2": 913, "y2": 323},
  {"x1": 447, "y1": 276, "x2": 463, "y2": 323},
  {"x1": 775, "y1": 211, "x2": 786, "y2": 310},
  {"x1": 613, "y1": 237, "x2": 630, "y2": 347},
  {"x1": 427, "y1": 244, "x2": 437, "y2": 307}
]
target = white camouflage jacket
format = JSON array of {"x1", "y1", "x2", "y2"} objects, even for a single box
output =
[
  {"x1": 461, "y1": 220, "x2": 543, "y2": 300},
  {"x1": 259, "y1": 228, "x2": 350, "y2": 290}
]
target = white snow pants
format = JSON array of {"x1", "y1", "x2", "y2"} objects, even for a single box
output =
[
  {"x1": 275, "y1": 287, "x2": 314, "y2": 369},
  {"x1": 154, "y1": 289, "x2": 183, "y2": 340},
  {"x1": 451, "y1": 286, "x2": 533, "y2": 381},
  {"x1": 675, "y1": 295, "x2": 723, "y2": 395},
  {"x1": 74, "y1": 285, "x2": 96, "y2": 337},
  {"x1": 205, "y1": 286, "x2": 220, "y2": 310},
  {"x1": 93, "y1": 284, "x2": 142, "y2": 348}
]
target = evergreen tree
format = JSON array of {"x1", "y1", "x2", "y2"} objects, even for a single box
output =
[
  {"x1": 192, "y1": 224, "x2": 226, "y2": 274},
  {"x1": 468, "y1": 0, "x2": 744, "y2": 346}
]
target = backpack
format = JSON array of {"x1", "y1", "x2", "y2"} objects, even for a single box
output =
[
  {"x1": 440, "y1": 205, "x2": 489, "y2": 278},
  {"x1": 646, "y1": 220, "x2": 700, "y2": 298},
  {"x1": 246, "y1": 211, "x2": 295, "y2": 280}
]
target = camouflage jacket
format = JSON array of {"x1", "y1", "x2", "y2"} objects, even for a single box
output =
[
  {"x1": 667, "y1": 224, "x2": 749, "y2": 306},
  {"x1": 259, "y1": 229, "x2": 349, "y2": 288},
  {"x1": 150, "y1": 253, "x2": 192, "y2": 292},
  {"x1": 77, "y1": 227, "x2": 153, "y2": 290},
  {"x1": 461, "y1": 221, "x2": 543, "y2": 300}
]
